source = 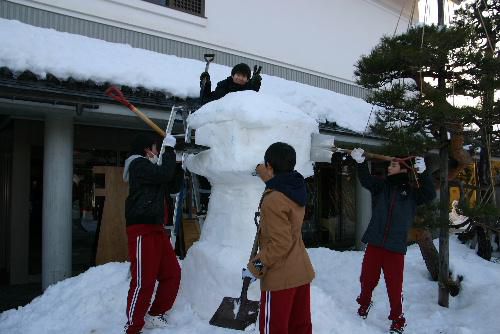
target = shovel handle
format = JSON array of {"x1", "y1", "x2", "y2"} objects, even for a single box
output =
[
  {"x1": 239, "y1": 226, "x2": 260, "y2": 303},
  {"x1": 105, "y1": 86, "x2": 165, "y2": 137},
  {"x1": 240, "y1": 277, "x2": 252, "y2": 303},
  {"x1": 340, "y1": 148, "x2": 394, "y2": 162},
  {"x1": 204, "y1": 53, "x2": 215, "y2": 72}
]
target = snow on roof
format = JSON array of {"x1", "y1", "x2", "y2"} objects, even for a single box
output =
[{"x1": 0, "y1": 18, "x2": 373, "y2": 132}]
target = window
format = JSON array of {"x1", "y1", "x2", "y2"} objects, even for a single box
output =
[{"x1": 141, "y1": 0, "x2": 205, "y2": 17}]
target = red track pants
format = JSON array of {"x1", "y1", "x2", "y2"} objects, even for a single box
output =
[
  {"x1": 358, "y1": 244, "x2": 405, "y2": 320},
  {"x1": 259, "y1": 283, "x2": 312, "y2": 334},
  {"x1": 125, "y1": 224, "x2": 181, "y2": 334}
]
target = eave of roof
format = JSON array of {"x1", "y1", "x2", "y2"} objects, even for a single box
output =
[{"x1": 0, "y1": 67, "x2": 201, "y2": 111}]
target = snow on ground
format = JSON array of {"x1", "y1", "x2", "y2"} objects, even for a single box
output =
[
  {"x1": 0, "y1": 236, "x2": 499, "y2": 334},
  {"x1": 0, "y1": 18, "x2": 373, "y2": 132}
]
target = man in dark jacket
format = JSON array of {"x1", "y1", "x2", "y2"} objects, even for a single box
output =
[
  {"x1": 199, "y1": 62, "x2": 261, "y2": 105},
  {"x1": 350, "y1": 148, "x2": 436, "y2": 334},
  {"x1": 122, "y1": 133, "x2": 181, "y2": 334},
  {"x1": 246, "y1": 142, "x2": 315, "y2": 334}
]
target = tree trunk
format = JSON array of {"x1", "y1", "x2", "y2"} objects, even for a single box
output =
[
  {"x1": 448, "y1": 123, "x2": 472, "y2": 181},
  {"x1": 438, "y1": 126, "x2": 450, "y2": 307},
  {"x1": 411, "y1": 228, "x2": 439, "y2": 281}
]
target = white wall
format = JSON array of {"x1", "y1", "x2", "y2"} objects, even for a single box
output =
[{"x1": 11, "y1": 0, "x2": 416, "y2": 83}]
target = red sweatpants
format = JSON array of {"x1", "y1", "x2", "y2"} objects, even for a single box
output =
[
  {"x1": 125, "y1": 224, "x2": 181, "y2": 334},
  {"x1": 358, "y1": 244, "x2": 405, "y2": 320},
  {"x1": 259, "y1": 283, "x2": 312, "y2": 334}
]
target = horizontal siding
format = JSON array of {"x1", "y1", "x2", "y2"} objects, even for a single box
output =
[{"x1": 0, "y1": 0, "x2": 368, "y2": 99}]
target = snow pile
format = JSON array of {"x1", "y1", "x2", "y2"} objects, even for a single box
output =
[
  {"x1": 1, "y1": 237, "x2": 499, "y2": 334},
  {"x1": 180, "y1": 91, "x2": 318, "y2": 318},
  {"x1": 0, "y1": 18, "x2": 372, "y2": 132}
]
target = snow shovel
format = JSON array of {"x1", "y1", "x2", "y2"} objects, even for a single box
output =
[
  {"x1": 310, "y1": 133, "x2": 421, "y2": 185},
  {"x1": 310, "y1": 133, "x2": 396, "y2": 162},
  {"x1": 105, "y1": 86, "x2": 166, "y2": 137},
  {"x1": 209, "y1": 225, "x2": 260, "y2": 330},
  {"x1": 105, "y1": 86, "x2": 209, "y2": 153},
  {"x1": 200, "y1": 53, "x2": 215, "y2": 91}
]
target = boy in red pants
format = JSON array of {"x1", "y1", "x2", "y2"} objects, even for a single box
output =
[
  {"x1": 350, "y1": 148, "x2": 436, "y2": 334},
  {"x1": 122, "y1": 133, "x2": 181, "y2": 334},
  {"x1": 246, "y1": 142, "x2": 315, "y2": 334}
]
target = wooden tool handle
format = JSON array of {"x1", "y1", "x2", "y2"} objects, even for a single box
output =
[
  {"x1": 105, "y1": 86, "x2": 165, "y2": 137},
  {"x1": 341, "y1": 148, "x2": 394, "y2": 161}
]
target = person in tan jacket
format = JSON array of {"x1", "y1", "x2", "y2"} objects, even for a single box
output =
[{"x1": 245, "y1": 142, "x2": 315, "y2": 334}]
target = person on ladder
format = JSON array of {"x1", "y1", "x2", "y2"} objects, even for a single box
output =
[
  {"x1": 350, "y1": 148, "x2": 436, "y2": 334},
  {"x1": 122, "y1": 133, "x2": 181, "y2": 334},
  {"x1": 199, "y1": 62, "x2": 262, "y2": 105}
]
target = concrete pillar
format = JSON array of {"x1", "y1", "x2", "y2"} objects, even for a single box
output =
[
  {"x1": 42, "y1": 115, "x2": 73, "y2": 290},
  {"x1": 355, "y1": 162, "x2": 372, "y2": 250},
  {"x1": 9, "y1": 121, "x2": 31, "y2": 284}
]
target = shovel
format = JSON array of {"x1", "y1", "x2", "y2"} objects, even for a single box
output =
[
  {"x1": 105, "y1": 86, "x2": 209, "y2": 153},
  {"x1": 200, "y1": 53, "x2": 215, "y2": 91},
  {"x1": 310, "y1": 133, "x2": 396, "y2": 162},
  {"x1": 105, "y1": 86, "x2": 166, "y2": 137},
  {"x1": 209, "y1": 223, "x2": 260, "y2": 330}
]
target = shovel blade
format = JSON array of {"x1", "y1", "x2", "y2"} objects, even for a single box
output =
[
  {"x1": 209, "y1": 297, "x2": 259, "y2": 330},
  {"x1": 311, "y1": 133, "x2": 335, "y2": 149}
]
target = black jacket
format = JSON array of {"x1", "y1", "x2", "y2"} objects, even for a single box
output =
[
  {"x1": 123, "y1": 147, "x2": 177, "y2": 226},
  {"x1": 200, "y1": 76, "x2": 260, "y2": 105},
  {"x1": 357, "y1": 162, "x2": 436, "y2": 254}
]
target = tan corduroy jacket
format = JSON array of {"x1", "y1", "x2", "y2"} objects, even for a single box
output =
[{"x1": 247, "y1": 189, "x2": 315, "y2": 291}]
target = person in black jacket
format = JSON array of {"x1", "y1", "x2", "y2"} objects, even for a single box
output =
[
  {"x1": 350, "y1": 148, "x2": 436, "y2": 334},
  {"x1": 199, "y1": 63, "x2": 261, "y2": 105},
  {"x1": 122, "y1": 133, "x2": 181, "y2": 334}
]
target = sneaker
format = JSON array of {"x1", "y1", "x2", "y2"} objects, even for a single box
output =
[
  {"x1": 144, "y1": 313, "x2": 169, "y2": 329},
  {"x1": 389, "y1": 315, "x2": 406, "y2": 334},
  {"x1": 356, "y1": 297, "x2": 373, "y2": 319}
]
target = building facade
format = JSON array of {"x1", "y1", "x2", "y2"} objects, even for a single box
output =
[{"x1": 0, "y1": 0, "x2": 416, "y2": 289}]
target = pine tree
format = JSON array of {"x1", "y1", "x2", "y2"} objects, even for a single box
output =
[
  {"x1": 354, "y1": 0, "x2": 499, "y2": 304},
  {"x1": 448, "y1": 0, "x2": 500, "y2": 262}
]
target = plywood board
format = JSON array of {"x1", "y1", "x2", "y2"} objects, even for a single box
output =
[{"x1": 94, "y1": 166, "x2": 129, "y2": 265}]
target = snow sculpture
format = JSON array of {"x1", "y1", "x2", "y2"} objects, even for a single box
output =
[{"x1": 179, "y1": 91, "x2": 318, "y2": 319}]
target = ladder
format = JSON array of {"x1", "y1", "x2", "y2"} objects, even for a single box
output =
[{"x1": 170, "y1": 108, "x2": 208, "y2": 257}]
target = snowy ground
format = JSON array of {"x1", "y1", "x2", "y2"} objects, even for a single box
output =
[{"x1": 1, "y1": 236, "x2": 498, "y2": 334}]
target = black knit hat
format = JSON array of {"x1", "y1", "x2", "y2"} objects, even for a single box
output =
[{"x1": 231, "y1": 63, "x2": 251, "y2": 79}]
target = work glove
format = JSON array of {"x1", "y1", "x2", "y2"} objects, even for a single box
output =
[
  {"x1": 157, "y1": 134, "x2": 176, "y2": 166},
  {"x1": 162, "y1": 134, "x2": 176, "y2": 148},
  {"x1": 350, "y1": 148, "x2": 365, "y2": 164},
  {"x1": 414, "y1": 156, "x2": 426, "y2": 174},
  {"x1": 200, "y1": 71, "x2": 210, "y2": 87},
  {"x1": 241, "y1": 268, "x2": 257, "y2": 283}
]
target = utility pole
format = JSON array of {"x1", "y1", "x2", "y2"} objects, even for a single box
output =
[{"x1": 437, "y1": 0, "x2": 450, "y2": 308}]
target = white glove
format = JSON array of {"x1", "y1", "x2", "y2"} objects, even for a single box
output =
[
  {"x1": 414, "y1": 156, "x2": 426, "y2": 174},
  {"x1": 162, "y1": 134, "x2": 176, "y2": 148},
  {"x1": 350, "y1": 148, "x2": 365, "y2": 164},
  {"x1": 241, "y1": 268, "x2": 257, "y2": 283}
]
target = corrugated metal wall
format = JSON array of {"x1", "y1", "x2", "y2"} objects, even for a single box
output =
[{"x1": 0, "y1": 0, "x2": 368, "y2": 99}]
